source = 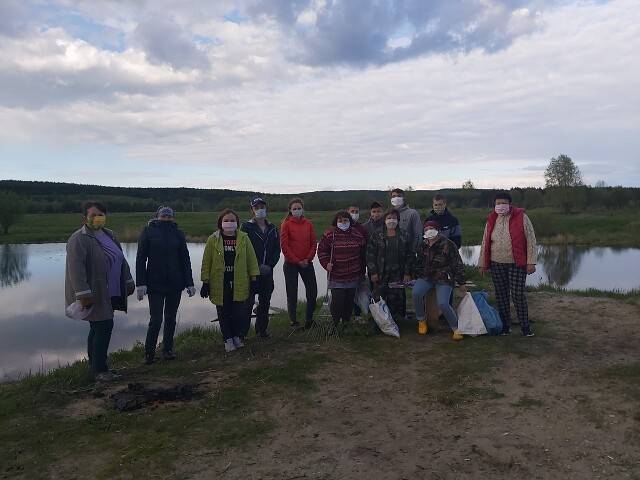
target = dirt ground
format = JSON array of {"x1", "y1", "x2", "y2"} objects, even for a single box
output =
[{"x1": 178, "y1": 293, "x2": 640, "y2": 480}]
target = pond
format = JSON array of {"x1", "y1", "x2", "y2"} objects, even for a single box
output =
[{"x1": 1, "y1": 243, "x2": 638, "y2": 379}]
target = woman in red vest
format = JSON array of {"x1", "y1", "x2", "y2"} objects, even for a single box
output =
[
  {"x1": 280, "y1": 198, "x2": 318, "y2": 329},
  {"x1": 478, "y1": 191, "x2": 537, "y2": 336}
]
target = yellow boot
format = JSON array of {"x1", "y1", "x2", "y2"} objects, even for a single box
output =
[
  {"x1": 452, "y1": 329, "x2": 463, "y2": 341},
  {"x1": 418, "y1": 320, "x2": 428, "y2": 335}
]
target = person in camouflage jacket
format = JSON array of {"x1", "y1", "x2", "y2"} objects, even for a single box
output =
[
  {"x1": 411, "y1": 220, "x2": 466, "y2": 339},
  {"x1": 366, "y1": 209, "x2": 413, "y2": 320}
]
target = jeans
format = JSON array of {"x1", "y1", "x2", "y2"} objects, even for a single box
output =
[
  {"x1": 330, "y1": 288, "x2": 356, "y2": 325},
  {"x1": 283, "y1": 262, "x2": 318, "y2": 323},
  {"x1": 145, "y1": 290, "x2": 182, "y2": 355},
  {"x1": 412, "y1": 279, "x2": 458, "y2": 330},
  {"x1": 247, "y1": 272, "x2": 275, "y2": 335},
  {"x1": 87, "y1": 319, "x2": 114, "y2": 373}
]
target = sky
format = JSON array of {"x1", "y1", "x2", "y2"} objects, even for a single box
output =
[{"x1": 0, "y1": 0, "x2": 638, "y2": 193}]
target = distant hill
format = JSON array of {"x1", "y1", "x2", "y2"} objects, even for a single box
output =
[{"x1": 0, "y1": 180, "x2": 638, "y2": 213}]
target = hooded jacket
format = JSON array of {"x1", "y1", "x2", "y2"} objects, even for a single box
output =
[
  {"x1": 136, "y1": 220, "x2": 194, "y2": 292},
  {"x1": 280, "y1": 215, "x2": 317, "y2": 264},
  {"x1": 411, "y1": 235, "x2": 465, "y2": 286},
  {"x1": 395, "y1": 204, "x2": 423, "y2": 249},
  {"x1": 425, "y1": 208, "x2": 462, "y2": 249}
]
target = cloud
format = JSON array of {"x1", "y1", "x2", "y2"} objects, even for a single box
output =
[
  {"x1": 133, "y1": 15, "x2": 211, "y2": 70},
  {"x1": 248, "y1": 0, "x2": 548, "y2": 66}
]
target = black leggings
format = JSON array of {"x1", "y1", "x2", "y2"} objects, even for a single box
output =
[
  {"x1": 145, "y1": 290, "x2": 181, "y2": 355},
  {"x1": 330, "y1": 288, "x2": 356, "y2": 325},
  {"x1": 283, "y1": 262, "x2": 318, "y2": 323}
]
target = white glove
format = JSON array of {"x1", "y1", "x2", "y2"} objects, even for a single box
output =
[
  {"x1": 187, "y1": 286, "x2": 197, "y2": 297},
  {"x1": 136, "y1": 285, "x2": 147, "y2": 301}
]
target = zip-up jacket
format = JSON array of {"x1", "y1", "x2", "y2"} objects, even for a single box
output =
[
  {"x1": 280, "y1": 216, "x2": 317, "y2": 264},
  {"x1": 425, "y1": 208, "x2": 462, "y2": 249},
  {"x1": 241, "y1": 218, "x2": 281, "y2": 268},
  {"x1": 317, "y1": 226, "x2": 367, "y2": 284}
]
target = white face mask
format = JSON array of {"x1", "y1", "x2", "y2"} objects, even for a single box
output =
[
  {"x1": 222, "y1": 221, "x2": 237, "y2": 232},
  {"x1": 291, "y1": 208, "x2": 304, "y2": 218},
  {"x1": 254, "y1": 208, "x2": 267, "y2": 219},
  {"x1": 337, "y1": 221, "x2": 350, "y2": 231},
  {"x1": 390, "y1": 196, "x2": 404, "y2": 207},
  {"x1": 424, "y1": 229, "x2": 438, "y2": 240},
  {"x1": 385, "y1": 219, "x2": 398, "y2": 229},
  {"x1": 495, "y1": 204, "x2": 511, "y2": 215},
  {"x1": 350, "y1": 212, "x2": 359, "y2": 222}
]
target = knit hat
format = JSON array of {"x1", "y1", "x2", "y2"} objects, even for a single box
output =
[
  {"x1": 424, "y1": 220, "x2": 440, "y2": 230},
  {"x1": 157, "y1": 206, "x2": 174, "y2": 217}
]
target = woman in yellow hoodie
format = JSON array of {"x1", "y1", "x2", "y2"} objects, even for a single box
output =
[{"x1": 200, "y1": 209, "x2": 259, "y2": 352}]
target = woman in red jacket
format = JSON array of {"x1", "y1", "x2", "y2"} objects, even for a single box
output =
[
  {"x1": 317, "y1": 211, "x2": 367, "y2": 329},
  {"x1": 280, "y1": 198, "x2": 318, "y2": 328}
]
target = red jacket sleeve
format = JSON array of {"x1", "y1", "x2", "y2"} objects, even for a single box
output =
[
  {"x1": 280, "y1": 220, "x2": 301, "y2": 264},
  {"x1": 317, "y1": 230, "x2": 331, "y2": 270},
  {"x1": 306, "y1": 222, "x2": 317, "y2": 261}
]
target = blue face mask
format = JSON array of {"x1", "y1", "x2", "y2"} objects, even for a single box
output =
[
  {"x1": 254, "y1": 208, "x2": 267, "y2": 219},
  {"x1": 337, "y1": 222, "x2": 350, "y2": 231}
]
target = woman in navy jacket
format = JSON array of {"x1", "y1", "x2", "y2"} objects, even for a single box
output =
[
  {"x1": 241, "y1": 197, "x2": 281, "y2": 338},
  {"x1": 136, "y1": 206, "x2": 195, "y2": 363}
]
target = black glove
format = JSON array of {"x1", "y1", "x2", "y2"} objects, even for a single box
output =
[{"x1": 200, "y1": 282, "x2": 210, "y2": 298}]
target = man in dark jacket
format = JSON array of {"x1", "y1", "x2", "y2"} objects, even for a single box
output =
[
  {"x1": 363, "y1": 201, "x2": 385, "y2": 238},
  {"x1": 425, "y1": 194, "x2": 462, "y2": 249},
  {"x1": 241, "y1": 197, "x2": 281, "y2": 338},
  {"x1": 136, "y1": 206, "x2": 195, "y2": 363}
]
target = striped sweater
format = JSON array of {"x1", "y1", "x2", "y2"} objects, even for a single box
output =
[{"x1": 317, "y1": 226, "x2": 367, "y2": 283}]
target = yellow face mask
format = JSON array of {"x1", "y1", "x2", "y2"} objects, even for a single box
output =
[{"x1": 87, "y1": 215, "x2": 106, "y2": 230}]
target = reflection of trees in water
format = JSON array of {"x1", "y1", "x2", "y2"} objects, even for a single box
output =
[
  {"x1": 0, "y1": 244, "x2": 31, "y2": 287},
  {"x1": 537, "y1": 245, "x2": 586, "y2": 287}
]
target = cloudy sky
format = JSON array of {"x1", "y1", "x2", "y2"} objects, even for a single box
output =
[{"x1": 0, "y1": 0, "x2": 638, "y2": 192}]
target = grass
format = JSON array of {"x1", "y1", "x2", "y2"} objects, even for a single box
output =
[
  {"x1": 527, "y1": 284, "x2": 640, "y2": 301},
  {"x1": 2, "y1": 208, "x2": 640, "y2": 247}
]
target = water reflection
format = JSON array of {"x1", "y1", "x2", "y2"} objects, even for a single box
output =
[
  {"x1": 537, "y1": 245, "x2": 586, "y2": 287},
  {"x1": 0, "y1": 242, "x2": 638, "y2": 380},
  {"x1": 0, "y1": 244, "x2": 31, "y2": 287}
]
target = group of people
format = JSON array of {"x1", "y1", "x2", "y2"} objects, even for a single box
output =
[{"x1": 65, "y1": 188, "x2": 538, "y2": 381}]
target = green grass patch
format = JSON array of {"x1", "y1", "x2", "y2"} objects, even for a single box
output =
[{"x1": 527, "y1": 284, "x2": 640, "y2": 301}]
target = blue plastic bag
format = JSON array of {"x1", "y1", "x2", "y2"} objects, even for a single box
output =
[{"x1": 471, "y1": 291, "x2": 503, "y2": 336}]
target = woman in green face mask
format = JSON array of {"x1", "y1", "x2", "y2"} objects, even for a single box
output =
[{"x1": 64, "y1": 201, "x2": 135, "y2": 382}]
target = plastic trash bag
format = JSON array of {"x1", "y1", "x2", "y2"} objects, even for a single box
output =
[
  {"x1": 356, "y1": 279, "x2": 372, "y2": 315},
  {"x1": 65, "y1": 300, "x2": 93, "y2": 320},
  {"x1": 471, "y1": 291, "x2": 503, "y2": 335},
  {"x1": 369, "y1": 297, "x2": 400, "y2": 338},
  {"x1": 456, "y1": 292, "x2": 487, "y2": 336}
]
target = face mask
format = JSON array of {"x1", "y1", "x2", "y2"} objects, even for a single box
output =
[
  {"x1": 291, "y1": 208, "x2": 304, "y2": 218},
  {"x1": 495, "y1": 204, "x2": 511, "y2": 215},
  {"x1": 434, "y1": 205, "x2": 445, "y2": 215},
  {"x1": 390, "y1": 196, "x2": 404, "y2": 207},
  {"x1": 424, "y1": 229, "x2": 438, "y2": 240},
  {"x1": 254, "y1": 208, "x2": 267, "y2": 219},
  {"x1": 222, "y1": 221, "x2": 237, "y2": 232},
  {"x1": 87, "y1": 215, "x2": 106, "y2": 230},
  {"x1": 350, "y1": 212, "x2": 359, "y2": 222},
  {"x1": 337, "y1": 222, "x2": 350, "y2": 231},
  {"x1": 385, "y1": 219, "x2": 398, "y2": 229}
]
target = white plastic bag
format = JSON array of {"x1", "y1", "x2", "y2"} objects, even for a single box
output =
[
  {"x1": 369, "y1": 298, "x2": 400, "y2": 338},
  {"x1": 456, "y1": 292, "x2": 487, "y2": 336},
  {"x1": 355, "y1": 280, "x2": 371, "y2": 315},
  {"x1": 65, "y1": 300, "x2": 93, "y2": 321}
]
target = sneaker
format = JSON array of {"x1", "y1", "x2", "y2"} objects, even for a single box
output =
[
  {"x1": 95, "y1": 371, "x2": 122, "y2": 383},
  {"x1": 500, "y1": 328, "x2": 512, "y2": 336},
  {"x1": 162, "y1": 351, "x2": 176, "y2": 361},
  {"x1": 224, "y1": 339, "x2": 237, "y2": 353},
  {"x1": 143, "y1": 354, "x2": 154, "y2": 365},
  {"x1": 418, "y1": 320, "x2": 428, "y2": 335},
  {"x1": 232, "y1": 336, "x2": 244, "y2": 348},
  {"x1": 452, "y1": 329, "x2": 464, "y2": 341},
  {"x1": 522, "y1": 329, "x2": 535, "y2": 337},
  {"x1": 290, "y1": 320, "x2": 301, "y2": 328}
]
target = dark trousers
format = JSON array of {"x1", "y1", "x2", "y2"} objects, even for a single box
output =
[
  {"x1": 330, "y1": 288, "x2": 356, "y2": 325},
  {"x1": 145, "y1": 290, "x2": 182, "y2": 355},
  {"x1": 217, "y1": 283, "x2": 250, "y2": 340},
  {"x1": 373, "y1": 285, "x2": 405, "y2": 320},
  {"x1": 87, "y1": 319, "x2": 114, "y2": 373},
  {"x1": 490, "y1": 262, "x2": 530, "y2": 333},
  {"x1": 283, "y1": 262, "x2": 317, "y2": 323},
  {"x1": 248, "y1": 273, "x2": 275, "y2": 335}
]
